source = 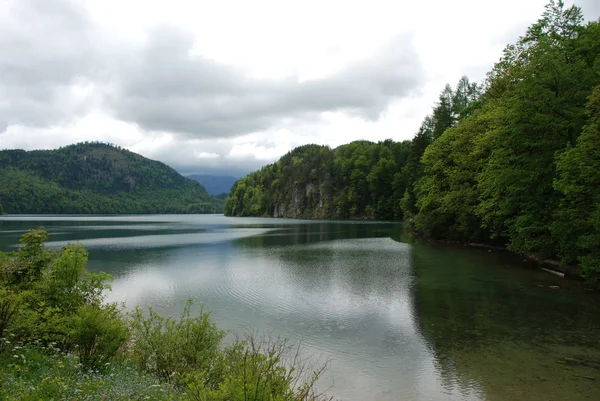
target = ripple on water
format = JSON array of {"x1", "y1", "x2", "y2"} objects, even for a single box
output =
[
  {"x1": 44, "y1": 229, "x2": 273, "y2": 249},
  {"x1": 198, "y1": 237, "x2": 425, "y2": 398}
]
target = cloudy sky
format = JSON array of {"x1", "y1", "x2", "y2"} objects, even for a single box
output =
[{"x1": 1, "y1": 0, "x2": 598, "y2": 177}]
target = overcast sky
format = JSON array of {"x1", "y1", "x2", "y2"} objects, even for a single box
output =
[{"x1": 1, "y1": 0, "x2": 598, "y2": 176}]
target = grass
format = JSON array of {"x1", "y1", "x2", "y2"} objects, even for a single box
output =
[{"x1": 0, "y1": 340, "x2": 183, "y2": 401}]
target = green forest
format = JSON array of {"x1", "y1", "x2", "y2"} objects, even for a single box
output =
[
  {"x1": 0, "y1": 142, "x2": 223, "y2": 214},
  {"x1": 225, "y1": 1, "x2": 600, "y2": 284}
]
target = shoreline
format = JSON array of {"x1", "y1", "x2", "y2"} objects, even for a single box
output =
[
  {"x1": 422, "y1": 237, "x2": 594, "y2": 286},
  {"x1": 227, "y1": 214, "x2": 593, "y2": 287}
]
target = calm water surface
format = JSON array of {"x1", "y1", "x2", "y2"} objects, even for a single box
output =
[{"x1": 0, "y1": 214, "x2": 599, "y2": 401}]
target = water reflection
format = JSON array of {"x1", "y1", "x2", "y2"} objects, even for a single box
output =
[
  {"x1": 0, "y1": 215, "x2": 599, "y2": 400},
  {"x1": 410, "y1": 243, "x2": 600, "y2": 401}
]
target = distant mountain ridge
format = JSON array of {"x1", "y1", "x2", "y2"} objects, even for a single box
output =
[
  {"x1": 0, "y1": 142, "x2": 223, "y2": 214},
  {"x1": 187, "y1": 174, "x2": 237, "y2": 196}
]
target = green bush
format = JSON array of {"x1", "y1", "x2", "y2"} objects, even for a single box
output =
[
  {"x1": 1, "y1": 232, "x2": 115, "y2": 352},
  {"x1": 37, "y1": 243, "x2": 113, "y2": 315},
  {"x1": 129, "y1": 301, "x2": 226, "y2": 384},
  {"x1": 6, "y1": 229, "x2": 53, "y2": 288},
  {"x1": 181, "y1": 333, "x2": 330, "y2": 401},
  {"x1": 0, "y1": 288, "x2": 20, "y2": 343},
  {"x1": 9, "y1": 300, "x2": 69, "y2": 349},
  {"x1": 69, "y1": 304, "x2": 129, "y2": 370}
]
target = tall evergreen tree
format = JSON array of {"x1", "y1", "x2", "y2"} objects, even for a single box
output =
[
  {"x1": 400, "y1": 117, "x2": 434, "y2": 221},
  {"x1": 401, "y1": 77, "x2": 481, "y2": 223},
  {"x1": 432, "y1": 85, "x2": 456, "y2": 140}
]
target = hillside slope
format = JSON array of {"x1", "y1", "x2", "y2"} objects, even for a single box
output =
[
  {"x1": 0, "y1": 142, "x2": 222, "y2": 214},
  {"x1": 224, "y1": 140, "x2": 411, "y2": 220}
]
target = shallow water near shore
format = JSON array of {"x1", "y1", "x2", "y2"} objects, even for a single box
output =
[{"x1": 1, "y1": 214, "x2": 599, "y2": 401}]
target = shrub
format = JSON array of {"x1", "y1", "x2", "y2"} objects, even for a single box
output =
[
  {"x1": 5, "y1": 229, "x2": 53, "y2": 288},
  {"x1": 182, "y1": 332, "x2": 331, "y2": 401},
  {"x1": 0, "y1": 288, "x2": 21, "y2": 343},
  {"x1": 129, "y1": 300, "x2": 226, "y2": 384},
  {"x1": 10, "y1": 300, "x2": 72, "y2": 351},
  {"x1": 69, "y1": 304, "x2": 129, "y2": 369},
  {"x1": 39, "y1": 243, "x2": 112, "y2": 311}
]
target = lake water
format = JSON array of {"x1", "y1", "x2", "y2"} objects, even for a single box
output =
[{"x1": 0, "y1": 214, "x2": 599, "y2": 401}]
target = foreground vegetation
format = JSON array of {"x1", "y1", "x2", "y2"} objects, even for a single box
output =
[
  {"x1": 0, "y1": 142, "x2": 223, "y2": 214},
  {"x1": 0, "y1": 229, "x2": 330, "y2": 400},
  {"x1": 225, "y1": 1, "x2": 600, "y2": 284}
]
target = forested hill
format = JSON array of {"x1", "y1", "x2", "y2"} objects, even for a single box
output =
[
  {"x1": 226, "y1": 1, "x2": 600, "y2": 284},
  {"x1": 224, "y1": 140, "x2": 412, "y2": 220},
  {"x1": 224, "y1": 73, "x2": 480, "y2": 221},
  {"x1": 0, "y1": 142, "x2": 223, "y2": 214}
]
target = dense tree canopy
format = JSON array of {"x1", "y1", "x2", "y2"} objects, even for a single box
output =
[
  {"x1": 225, "y1": 141, "x2": 412, "y2": 220},
  {"x1": 0, "y1": 142, "x2": 223, "y2": 214},
  {"x1": 408, "y1": 1, "x2": 600, "y2": 283},
  {"x1": 553, "y1": 84, "x2": 600, "y2": 282}
]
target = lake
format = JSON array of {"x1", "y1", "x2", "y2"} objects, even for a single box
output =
[{"x1": 0, "y1": 214, "x2": 598, "y2": 401}]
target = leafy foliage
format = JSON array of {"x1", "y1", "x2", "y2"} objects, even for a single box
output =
[
  {"x1": 70, "y1": 304, "x2": 130, "y2": 369},
  {"x1": 407, "y1": 1, "x2": 600, "y2": 282},
  {"x1": 402, "y1": 78, "x2": 481, "y2": 223},
  {"x1": 1, "y1": 229, "x2": 125, "y2": 365},
  {"x1": 129, "y1": 302, "x2": 226, "y2": 384},
  {"x1": 0, "y1": 288, "x2": 20, "y2": 341},
  {"x1": 413, "y1": 104, "x2": 494, "y2": 242},
  {"x1": 225, "y1": 141, "x2": 412, "y2": 220},
  {"x1": 0, "y1": 142, "x2": 223, "y2": 214},
  {"x1": 131, "y1": 305, "x2": 330, "y2": 401},
  {"x1": 181, "y1": 334, "x2": 329, "y2": 401},
  {"x1": 554, "y1": 84, "x2": 600, "y2": 284}
]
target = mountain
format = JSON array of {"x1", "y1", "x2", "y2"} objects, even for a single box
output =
[
  {"x1": 224, "y1": 140, "x2": 412, "y2": 220},
  {"x1": 0, "y1": 142, "x2": 223, "y2": 214},
  {"x1": 187, "y1": 174, "x2": 238, "y2": 196}
]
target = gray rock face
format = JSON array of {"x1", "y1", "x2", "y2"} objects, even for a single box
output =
[{"x1": 272, "y1": 180, "x2": 332, "y2": 219}]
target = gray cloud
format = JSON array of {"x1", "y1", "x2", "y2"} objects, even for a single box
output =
[
  {"x1": 0, "y1": 0, "x2": 424, "y2": 138},
  {"x1": 1, "y1": 0, "x2": 595, "y2": 178},
  {"x1": 111, "y1": 26, "x2": 423, "y2": 137},
  {"x1": 0, "y1": 0, "x2": 423, "y2": 176},
  {"x1": 157, "y1": 150, "x2": 260, "y2": 178},
  {"x1": 0, "y1": 0, "x2": 111, "y2": 131}
]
